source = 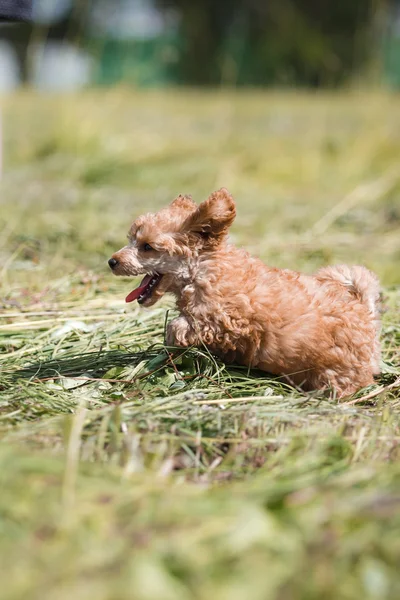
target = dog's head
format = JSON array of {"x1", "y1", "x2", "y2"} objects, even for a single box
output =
[{"x1": 108, "y1": 188, "x2": 236, "y2": 307}]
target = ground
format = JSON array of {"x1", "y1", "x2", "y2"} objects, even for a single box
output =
[{"x1": 0, "y1": 90, "x2": 400, "y2": 600}]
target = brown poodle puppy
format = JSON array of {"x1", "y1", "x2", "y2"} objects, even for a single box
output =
[{"x1": 109, "y1": 188, "x2": 381, "y2": 397}]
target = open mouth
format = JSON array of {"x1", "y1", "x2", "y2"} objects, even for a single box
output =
[{"x1": 125, "y1": 273, "x2": 163, "y2": 304}]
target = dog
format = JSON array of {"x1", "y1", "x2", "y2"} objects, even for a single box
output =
[{"x1": 109, "y1": 188, "x2": 381, "y2": 397}]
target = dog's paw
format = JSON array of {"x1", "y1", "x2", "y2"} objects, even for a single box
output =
[{"x1": 166, "y1": 316, "x2": 195, "y2": 347}]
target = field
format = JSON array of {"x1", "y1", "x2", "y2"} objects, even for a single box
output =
[{"x1": 1, "y1": 90, "x2": 400, "y2": 599}]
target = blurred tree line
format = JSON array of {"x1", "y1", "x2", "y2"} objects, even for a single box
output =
[
  {"x1": 157, "y1": 0, "x2": 381, "y2": 86},
  {"x1": 1, "y1": 0, "x2": 398, "y2": 88}
]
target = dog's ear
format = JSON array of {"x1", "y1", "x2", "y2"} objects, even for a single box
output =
[
  {"x1": 185, "y1": 188, "x2": 236, "y2": 241},
  {"x1": 157, "y1": 194, "x2": 197, "y2": 227},
  {"x1": 169, "y1": 194, "x2": 197, "y2": 214}
]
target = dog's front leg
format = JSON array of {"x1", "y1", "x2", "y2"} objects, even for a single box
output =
[{"x1": 166, "y1": 316, "x2": 198, "y2": 347}]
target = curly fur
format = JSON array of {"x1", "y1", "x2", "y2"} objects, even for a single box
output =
[{"x1": 110, "y1": 188, "x2": 382, "y2": 397}]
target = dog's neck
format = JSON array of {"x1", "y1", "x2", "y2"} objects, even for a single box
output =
[{"x1": 172, "y1": 243, "x2": 245, "y2": 316}]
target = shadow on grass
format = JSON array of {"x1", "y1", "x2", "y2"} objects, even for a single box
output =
[{"x1": 11, "y1": 344, "x2": 288, "y2": 396}]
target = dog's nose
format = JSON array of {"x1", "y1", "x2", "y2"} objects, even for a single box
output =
[{"x1": 108, "y1": 258, "x2": 118, "y2": 269}]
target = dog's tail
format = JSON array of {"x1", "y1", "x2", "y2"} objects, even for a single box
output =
[
  {"x1": 316, "y1": 264, "x2": 381, "y2": 317},
  {"x1": 348, "y1": 266, "x2": 382, "y2": 318},
  {"x1": 316, "y1": 264, "x2": 382, "y2": 374}
]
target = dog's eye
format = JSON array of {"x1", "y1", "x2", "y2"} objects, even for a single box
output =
[{"x1": 143, "y1": 243, "x2": 153, "y2": 252}]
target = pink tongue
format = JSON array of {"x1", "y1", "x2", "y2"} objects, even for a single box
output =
[{"x1": 125, "y1": 274, "x2": 153, "y2": 303}]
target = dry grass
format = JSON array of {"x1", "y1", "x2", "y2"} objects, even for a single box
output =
[{"x1": 0, "y1": 89, "x2": 400, "y2": 599}]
